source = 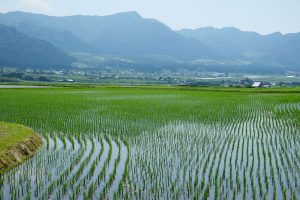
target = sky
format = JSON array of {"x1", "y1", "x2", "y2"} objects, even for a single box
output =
[{"x1": 0, "y1": 0, "x2": 299, "y2": 34}]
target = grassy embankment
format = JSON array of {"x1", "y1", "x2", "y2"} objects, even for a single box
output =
[{"x1": 0, "y1": 122, "x2": 42, "y2": 173}]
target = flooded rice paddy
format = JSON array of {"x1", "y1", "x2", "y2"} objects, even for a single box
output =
[
  {"x1": 0, "y1": 133, "x2": 128, "y2": 200},
  {"x1": 0, "y1": 88, "x2": 299, "y2": 199}
]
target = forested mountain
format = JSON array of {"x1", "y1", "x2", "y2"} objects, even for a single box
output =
[
  {"x1": 178, "y1": 27, "x2": 300, "y2": 67},
  {"x1": 0, "y1": 11, "x2": 218, "y2": 60},
  {"x1": 0, "y1": 24, "x2": 73, "y2": 68},
  {"x1": 0, "y1": 11, "x2": 299, "y2": 73}
]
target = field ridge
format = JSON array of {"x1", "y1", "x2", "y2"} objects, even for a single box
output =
[{"x1": 0, "y1": 122, "x2": 42, "y2": 173}]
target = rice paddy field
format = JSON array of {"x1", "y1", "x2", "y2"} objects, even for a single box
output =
[{"x1": 0, "y1": 86, "x2": 299, "y2": 200}]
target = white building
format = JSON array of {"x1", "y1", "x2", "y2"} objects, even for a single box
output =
[{"x1": 252, "y1": 82, "x2": 262, "y2": 87}]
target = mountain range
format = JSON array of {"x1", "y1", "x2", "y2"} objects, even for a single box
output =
[
  {"x1": 178, "y1": 27, "x2": 300, "y2": 67},
  {"x1": 0, "y1": 24, "x2": 73, "y2": 68},
  {"x1": 0, "y1": 11, "x2": 299, "y2": 73}
]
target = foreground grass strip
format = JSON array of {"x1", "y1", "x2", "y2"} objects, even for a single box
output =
[{"x1": 0, "y1": 122, "x2": 42, "y2": 173}]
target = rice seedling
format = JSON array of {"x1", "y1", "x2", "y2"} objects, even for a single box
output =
[{"x1": 0, "y1": 87, "x2": 299, "y2": 199}]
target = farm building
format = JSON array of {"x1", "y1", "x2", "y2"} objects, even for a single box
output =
[
  {"x1": 252, "y1": 82, "x2": 262, "y2": 87},
  {"x1": 252, "y1": 81, "x2": 274, "y2": 88}
]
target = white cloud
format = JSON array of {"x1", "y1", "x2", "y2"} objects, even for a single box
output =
[{"x1": 19, "y1": 0, "x2": 53, "y2": 13}]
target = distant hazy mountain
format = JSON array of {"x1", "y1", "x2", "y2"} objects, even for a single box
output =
[
  {"x1": 0, "y1": 11, "x2": 219, "y2": 60},
  {"x1": 0, "y1": 11, "x2": 299, "y2": 73},
  {"x1": 14, "y1": 21, "x2": 93, "y2": 53},
  {"x1": 178, "y1": 27, "x2": 300, "y2": 67},
  {"x1": 0, "y1": 24, "x2": 73, "y2": 68}
]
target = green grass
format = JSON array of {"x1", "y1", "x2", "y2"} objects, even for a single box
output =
[{"x1": 0, "y1": 122, "x2": 36, "y2": 153}]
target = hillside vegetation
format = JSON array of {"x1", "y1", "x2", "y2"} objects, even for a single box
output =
[
  {"x1": 0, "y1": 24, "x2": 73, "y2": 68},
  {"x1": 0, "y1": 11, "x2": 299, "y2": 73}
]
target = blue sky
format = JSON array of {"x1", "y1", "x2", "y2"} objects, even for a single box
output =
[{"x1": 1, "y1": 0, "x2": 299, "y2": 34}]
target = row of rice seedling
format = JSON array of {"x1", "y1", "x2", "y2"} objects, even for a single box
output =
[
  {"x1": 116, "y1": 95, "x2": 300, "y2": 199},
  {"x1": 0, "y1": 131, "x2": 128, "y2": 200},
  {"x1": 0, "y1": 88, "x2": 299, "y2": 199}
]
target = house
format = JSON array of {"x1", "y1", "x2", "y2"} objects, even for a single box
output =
[
  {"x1": 252, "y1": 81, "x2": 274, "y2": 88},
  {"x1": 252, "y1": 82, "x2": 262, "y2": 87}
]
